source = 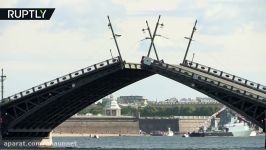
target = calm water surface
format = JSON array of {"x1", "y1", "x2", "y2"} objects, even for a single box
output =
[{"x1": 53, "y1": 135, "x2": 265, "y2": 150}]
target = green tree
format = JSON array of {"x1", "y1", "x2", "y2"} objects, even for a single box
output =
[
  {"x1": 77, "y1": 104, "x2": 104, "y2": 115},
  {"x1": 121, "y1": 106, "x2": 138, "y2": 116}
]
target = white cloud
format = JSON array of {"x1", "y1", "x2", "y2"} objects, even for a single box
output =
[
  {"x1": 112, "y1": 0, "x2": 181, "y2": 13},
  {"x1": 0, "y1": 0, "x2": 18, "y2": 7},
  {"x1": 205, "y1": 4, "x2": 238, "y2": 20},
  {"x1": 0, "y1": 0, "x2": 265, "y2": 100},
  {"x1": 0, "y1": 21, "x2": 116, "y2": 94}
]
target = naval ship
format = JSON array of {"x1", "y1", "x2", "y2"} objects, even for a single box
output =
[
  {"x1": 223, "y1": 117, "x2": 254, "y2": 137},
  {"x1": 184, "y1": 108, "x2": 255, "y2": 137}
]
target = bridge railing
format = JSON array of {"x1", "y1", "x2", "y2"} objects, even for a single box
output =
[
  {"x1": 145, "y1": 58, "x2": 265, "y2": 102},
  {"x1": 124, "y1": 63, "x2": 142, "y2": 70},
  {"x1": 1, "y1": 56, "x2": 121, "y2": 104},
  {"x1": 182, "y1": 60, "x2": 266, "y2": 94}
]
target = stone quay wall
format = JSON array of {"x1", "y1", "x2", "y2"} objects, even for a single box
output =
[
  {"x1": 53, "y1": 116, "x2": 209, "y2": 135},
  {"x1": 53, "y1": 116, "x2": 139, "y2": 135}
]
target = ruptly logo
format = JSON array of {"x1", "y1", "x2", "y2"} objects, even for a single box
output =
[{"x1": 0, "y1": 8, "x2": 55, "y2": 20}]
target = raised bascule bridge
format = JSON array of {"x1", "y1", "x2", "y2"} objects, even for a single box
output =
[{"x1": 0, "y1": 16, "x2": 265, "y2": 148}]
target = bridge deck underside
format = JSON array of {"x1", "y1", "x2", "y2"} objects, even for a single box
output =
[
  {"x1": 142, "y1": 60, "x2": 265, "y2": 129},
  {"x1": 2, "y1": 65, "x2": 152, "y2": 138}
]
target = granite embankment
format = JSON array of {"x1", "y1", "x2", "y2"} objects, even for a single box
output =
[{"x1": 53, "y1": 116, "x2": 209, "y2": 136}]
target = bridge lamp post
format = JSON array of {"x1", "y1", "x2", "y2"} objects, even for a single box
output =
[
  {"x1": 142, "y1": 15, "x2": 164, "y2": 61},
  {"x1": 146, "y1": 15, "x2": 164, "y2": 60},
  {"x1": 183, "y1": 20, "x2": 197, "y2": 64},
  {"x1": 191, "y1": 53, "x2": 195, "y2": 63},
  {"x1": 190, "y1": 53, "x2": 196, "y2": 67},
  {"x1": 0, "y1": 68, "x2": 6, "y2": 101},
  {"x1": 109, "y1": 49, "x2": 114, "y2": 59},
  {"x1": 142, "y1": 21, "x2": 160, "y2": 61},
  {"x1": 107, "y1": 16, "x2": 123, "y2": 62}
]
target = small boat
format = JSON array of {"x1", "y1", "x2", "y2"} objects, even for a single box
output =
[
  {"x1": 250, "y1": 131, "x2": 257, "y2": 136},
  {"x1": 150, "y1": 128, "x2": 174, "y2": 136},
  {"x1": 188, "y1": 132, "x2": 204, "y2": 137},
  {"x1": 166, "y1": 128, "x2": 174, "y2": 136},
  {"x1": 182, "y1": 133, "x2": 189, "y2": 138},
  {"x1": 150, "y1": 131, "x2": 164, "y2": 136}
]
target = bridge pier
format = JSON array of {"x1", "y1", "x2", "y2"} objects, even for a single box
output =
[{"x1": 0, "y1": 133, "x2": 52, "y2": 149}]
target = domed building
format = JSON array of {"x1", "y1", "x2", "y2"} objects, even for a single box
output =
[{"x1": 104, "y1": 95, "x2": 121, "y2": 116}]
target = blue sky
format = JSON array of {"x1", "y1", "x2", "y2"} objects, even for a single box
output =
[{"x1": 0, "y1": 0, "x2": 265, "y2": 101}]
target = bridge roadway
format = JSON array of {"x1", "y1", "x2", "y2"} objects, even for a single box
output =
[
  {"x1": 179, "y1": 63, "x2": 266, "y2": 99},
  {"x1": 142, "y1": 57, "x2": 265, "y2": 129},
  {"x1": 0, "y1": 56, "x2": 265, "y2": 141}
]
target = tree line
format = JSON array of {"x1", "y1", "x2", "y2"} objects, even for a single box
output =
[{"x1": 78, "y1": 103, "x2": 221, "y2": 116}]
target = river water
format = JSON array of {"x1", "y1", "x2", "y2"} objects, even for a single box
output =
[{"x1": 53, "y1": 135, "x2": 265, "y2": 150}]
